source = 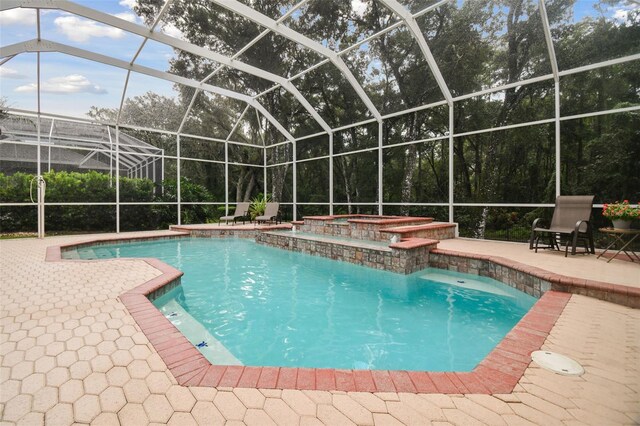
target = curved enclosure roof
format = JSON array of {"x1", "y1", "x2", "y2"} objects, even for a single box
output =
[
  {"x1": 1, "y1": 0, "x2": 639, "y2": 233},
  {"x1": 2, "y1": 0, "x2": 638, "y2": 144}
]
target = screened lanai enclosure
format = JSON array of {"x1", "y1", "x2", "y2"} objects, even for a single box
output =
[{"x1": 0, "y1": 0, "x2": 639, "y2": 240}]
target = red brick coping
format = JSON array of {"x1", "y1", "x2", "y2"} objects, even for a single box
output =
[
  {"x1": 303, "y1": 214, "x2": 434, "y2": 226},
  {"x1": 380, "y1": 223, "x2": 456, "y2": 235},
  {"x1": 389, "y1": 237, "x2": 439, "y2": 250},
  {"x1": 170, "y1": 223, "x2": 292, "y2": 232},
  {"x1": 46, "y1": 234, "x2": 633, "y2": 393},
  {"x1": 117, "y1": 288, "x2": 569, "y2": 393}
]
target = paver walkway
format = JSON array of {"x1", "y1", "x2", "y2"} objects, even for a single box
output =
[{"x1": 1, "y1": 232, "x2": 638, "y2": 425}]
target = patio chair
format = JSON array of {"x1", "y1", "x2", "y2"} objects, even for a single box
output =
[
  {"x1": 529, "y1": 195, "x2": 595, "y2": 257},
  {"x1": 255, "y1": 202, "x2": 280, "y2": 224},
  {"x1": 219, "y1": 202, "x2": 251, "y2": 225}
]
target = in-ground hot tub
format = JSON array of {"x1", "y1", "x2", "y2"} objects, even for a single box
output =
[
  {"x1": 297, "y1": 214, "x2": 451, "y2": 242},
  {"x1": 310, "y1": 214, "x2": 434, "y2": 225}
]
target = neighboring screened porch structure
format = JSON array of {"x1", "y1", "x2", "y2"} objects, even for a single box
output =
[{"x1": 1, "y1": 0, "x2": 638, "y2": 238}]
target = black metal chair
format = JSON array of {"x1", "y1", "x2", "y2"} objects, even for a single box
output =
[{"x1": 529, "y1": 195, "x2": 595, "y2": 256}]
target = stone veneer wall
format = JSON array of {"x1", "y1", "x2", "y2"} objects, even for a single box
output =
[
  {"x1": 429, "y1": 252, "x2": 553, "y2": 298},
  {"x1": 299, "y1": 220, "x2": 351, "y2": 238},
  {"x1": 433, "y1": 250, "x2": 640, "y2": 308},
  {"x1": 256, "y1": 232, "x2": 433, "y2": 274},
  {"x1": 183, "y1": 229, "x2": 259, "y2": 239},
  {"x1": 299, "y1": 219, "x2": 439, "y2": 242},
  {"x1": 349, "y1": 222, "x2": 399, "y2": 242}
]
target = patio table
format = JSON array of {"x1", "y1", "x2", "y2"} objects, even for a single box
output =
[{"x1": 597, "y1": 227, "x2": 640, "y2": 263}]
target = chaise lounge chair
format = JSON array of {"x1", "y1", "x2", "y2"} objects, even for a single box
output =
[
  {"x1": 255, "y1": 202, "x2": 280, "y2": 224},
  {"x1": 219, "y1": 202, "x2": 251, "y2": 225},
  {"x1": 529, "y1": 195, "x2": 595, "y2": 256}
]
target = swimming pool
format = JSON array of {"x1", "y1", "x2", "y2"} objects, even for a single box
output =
[{"x1": 72, "y1": 238, "x2": 536, "y2": 371}]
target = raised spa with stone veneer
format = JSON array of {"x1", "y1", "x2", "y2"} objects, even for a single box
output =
[{"x1": 256, "y1": 214, "x2": 457, "y2": 274}]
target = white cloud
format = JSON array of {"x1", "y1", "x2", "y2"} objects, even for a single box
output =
[
  {"x1": 0, "y1": 67, "x2": 27, "y2": 79},
  {"x1": 161, "y1": 22, "x2": 185, "y2": 40},
  {"x1": 351, "y1": 0, "x2": 368, "y2": 17},
  {"x1": 0, "y1": 8, "x2": 36, "y2": 26},
  {"x1": 614, "y1": 9, "x2": 628, "y2": 20},
  {"x1": 613, "y1": 7, "x2": 640, "y2": 24},
  {"x1": 113, "y1": 11, "x2": 142, "y2": 24},
  {"x1": 54, "y1": 15, "x2": 126, "y2": 43},
  {"x1": 119, "y1": 0, "x2": 137, "y2": 9},
  {"x1": 15, "y1": 74, "x2": 107, "y2": 95}
]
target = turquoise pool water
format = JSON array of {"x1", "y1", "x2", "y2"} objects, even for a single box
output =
[{"x1": 72, "y1": 238, "x2": 536, "y2": 371}]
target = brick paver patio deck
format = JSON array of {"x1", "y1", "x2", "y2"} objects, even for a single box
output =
[{"x1": 1, "y1": 231, "x2": 638, "y2": 425}]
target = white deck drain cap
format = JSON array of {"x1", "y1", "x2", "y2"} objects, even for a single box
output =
[{"x1": 531, "y1": 351, "x2": 584, "y2": 376}]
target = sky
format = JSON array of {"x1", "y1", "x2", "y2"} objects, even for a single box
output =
[
  {"x1": 0, "y1": 0, "x2": 637, "y2": 120},
  {"x1": 0, "y1": 0, "x2": 182, "y2": 118}
]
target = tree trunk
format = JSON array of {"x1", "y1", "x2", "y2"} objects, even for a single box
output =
[
  {"x1": 242, "y1": 172, "x2": 256, "y2": 201},
  {"x1": 401, "y1": 144, "x2": 418, "y2": 215},
  {"x1": 235, "y1": 170, "x2": 247, "y2": 202},
  {"x1": 268, "y1": 139, "x2": 289, "y2": 203},
  {"x1": 475, "y1": 206, "x2": 488, "y2": 239},
  {"x1": 338, "y1": 156, "x2": 353, "y2": 214}
]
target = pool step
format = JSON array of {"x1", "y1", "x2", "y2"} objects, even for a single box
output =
[
  {"x1": 381, "y1": 222, "x2": 457, "y2": 241},
  {"x1": 62, "y1": 249, "x2": 80, "y2": 259},
  {"x1": 86, "y1": 249, "x2": 99, "y2": 259},
  {"x1": 389, "y1": 237, "x2": 439, "y2": 250},
  {"x1": 257, "y1": 231, "x2": 436, "y2": 274}
]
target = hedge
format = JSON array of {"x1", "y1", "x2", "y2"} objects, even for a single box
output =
[{"x1": 0, "y1": 171, "x2": 221, "y2": 233}]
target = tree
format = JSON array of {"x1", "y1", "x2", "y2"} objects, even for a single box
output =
[{"x1": 127, "y1": 0, "x2": 638, "y2": 226}]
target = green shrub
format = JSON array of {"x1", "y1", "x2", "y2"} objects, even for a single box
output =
[
  {"x1": 0, "y1": 172, "x2": 33, "y2": 202},
  {"x1": 159, "y1": 178, "x2": 220, "y2": 225},
  {"x1": 0, "y1": 171, "x2": 219, "y2": 233}
]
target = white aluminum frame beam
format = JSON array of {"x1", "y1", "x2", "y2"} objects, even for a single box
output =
[
  {"x1": 0, "y1": 39, "x2": 295, "y2": 143},
  {"x1": 195, "y1": 0, "x2": 309, "y2": 86},
  {"x1": 538, "y1": 0, "x2": 559, "y2": 81},
  {"x1": 538, "y1": 0, "x2": 561, "y2": 198},
  {"x1": 378, "y1": 0, "x2": 452, "y2": 105},
  {"x1": 1, "y1": 0, "x2": 330, "y2": 133},
  {"x1": 128, "y1": 0, "x2": 174, "y2": 66},
  {"x1": 0, "y1": 55, "x2": 16, "y2": 66},
  {"x1": 212, "y1": 0, "x2": 382, "y2": 120},
  {"x1": 254, "y1": 0, "x2": 452, "y2": 101},
  {"x1": 236, "y1": 0, "x2": 311, "y2": 58}
]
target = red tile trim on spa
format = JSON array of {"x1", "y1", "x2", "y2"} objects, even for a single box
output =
[
  {"x1": 302, "y1": 215, "x2": 434, "y2": 226},
  {"x1": 389, "y1": 238, "x2": 439, "y2": 250},
  {"x1": 379, "y1": 223, "x2": 457, "y2": 235}
]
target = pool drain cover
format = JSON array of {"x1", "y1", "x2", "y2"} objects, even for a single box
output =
[{"x1": 531, "y1": 351, "x2": 584, "y2": 376}]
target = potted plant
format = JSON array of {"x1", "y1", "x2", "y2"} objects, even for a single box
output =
[
  {"x1": 248, "y1": 193, "x2": 271, "y2": 220},
  {"x1": 602, "y1": 200, "x2": 640, "y2": 229}
]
